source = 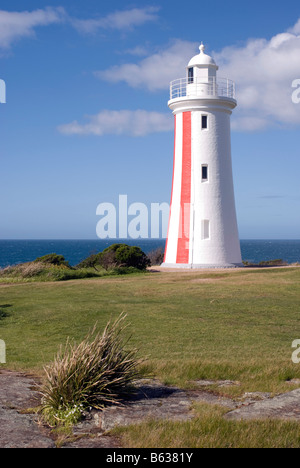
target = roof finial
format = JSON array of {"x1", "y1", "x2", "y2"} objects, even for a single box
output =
[{"x1": 199, "y1": 42, "x2": 205, "y2": 54}]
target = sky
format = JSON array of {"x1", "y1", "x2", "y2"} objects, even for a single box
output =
[{"x1": 0, "y1": 0, "x2": 300, "y2": 240}]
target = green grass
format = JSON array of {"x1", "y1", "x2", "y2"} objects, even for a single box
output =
[
  {"x1": 113, "y1": 402, "x2": 300, "y2": 448},
  {"x1": 0, "y1": 261, "x2": 145, "y2": 283},
  {"x1": 0, "y1": 267, "x2": 299, "y2": 385},
  {"x1": 0, "y1": 266, "x2": 300, "y2": 447}
]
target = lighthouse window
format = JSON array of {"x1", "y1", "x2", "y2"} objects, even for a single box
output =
[
  {"x1": 201, "y1": 115, "x2": 208, "y2": 129},
  {"x1": 202, "y1": 165, "x2": 208, "y2": 181},
  {"x1": 188, "y1": 67, "x2": 194, "y2": 83}
]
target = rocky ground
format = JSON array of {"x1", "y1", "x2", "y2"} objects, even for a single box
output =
[{"x1": 0, "y1": 369, "x2": 300, "y2": 448}]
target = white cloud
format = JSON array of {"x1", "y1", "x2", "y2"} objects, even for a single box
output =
[
  {"x1": 58, "y1": 110, "x2": 173, "y2": 137},
  {"x1": 124, "y1": 45, "x2": 149, "y2": 57},
  {"x1": 97, "y1": 20, "x2": 300, "y2": 131},
  {"x1": 96, "y1": 39, "x2": 197, "y2": 91},
  {"x1": 0, "y1": 6, "x2": 159, "y2": 50},
  {"x1": 71, "y1": 7, "x2": 160, "y2": 35},
  {"x1": 0, "y1": 7, "x2": 65, "y2": 49},
  {"x1": 288, "y1": 19, "x2": 300, "y2": 35},
  {"x1": 213, "y1": 23, "x2": 300, "y2": 131}
]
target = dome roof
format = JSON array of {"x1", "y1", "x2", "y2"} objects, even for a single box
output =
[{"x1": 188, "y1": 43, "x2": 218, "y2": 69}]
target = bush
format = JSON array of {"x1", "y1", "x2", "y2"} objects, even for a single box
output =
[
  {"x1": 0, "y1": 262, "x2": 47, "y2": 279},
  {"x1": 100, "y1": 244, "x2": 150, "y2": 270},
  {"x1": 34, "y1": 253, "x2": 70, "y2": 268},
  {"x1": 0, "y1": 261, "x2": 101, "y2": 283},
  {"x1": 76, "y1": 254, "x2": 102, "y2": 270},
  {"x1": 98, "y1": 249, "x2": 118, "y2": 270},
  {"x1": 259, "y1": 259, "x2": 287, "y2": 267},
  {"x1": 77, "y1": 244, "x2": 150, "y2": 271},
  {"x1": 40, "y1": 314, "x2": 142, "y2": 426},
  {"x1": 147, "y1": 247, "x2": 165, "y2": 266},
  {"x1": 243, "y1": 259, "x2": 288, "y2": 267}
]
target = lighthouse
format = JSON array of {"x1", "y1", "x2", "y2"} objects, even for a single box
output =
[{"x1": 162, "y1": 44, "x2": 243, "y2": 268}]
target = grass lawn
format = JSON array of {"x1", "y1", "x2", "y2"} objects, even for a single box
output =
[{"x1": 0, "y1": 266, "x2": 300, "y2": 447}]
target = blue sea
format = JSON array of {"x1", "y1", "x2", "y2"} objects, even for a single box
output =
[{"x1": 0, "y1": 239, "x2": 299, "y2": 268}]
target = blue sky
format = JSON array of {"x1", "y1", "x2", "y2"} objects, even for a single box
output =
[{"x1": 0, "y1": 0, "x2": 300, "y2": 239}]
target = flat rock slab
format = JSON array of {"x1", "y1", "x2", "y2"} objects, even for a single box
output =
[
  {"x1": 0, "y1": 370, "x2": 55, "y2": 448},
  {"x1": 192, "y1": 379, "x2": 241, "y2": 388},
  {"x1": 62, "y1": 435, "x2": 121, "y2": 449},
  {"x1": 225, "y1": 388, "x2": 300, "y2": 421},
  {"x1": 1, "y1": 370, "x2": 300, "y2": 448},
  {"x1": 72, "y1": 379, "x2": 237, "y2": 438}
]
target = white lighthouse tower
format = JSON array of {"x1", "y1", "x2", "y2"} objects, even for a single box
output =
[{"x1": 162, "y1": 44, "x2": 242, "y2": 268}]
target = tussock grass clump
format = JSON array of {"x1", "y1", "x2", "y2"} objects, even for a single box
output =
[
  {"x1": 0, "y1": 262, "x2": 47, "y2": 279},
  {"x1": 0, "y1": 261, "x2": 101, "y2": 282},
  {"x1": 40, "y1": 314, "x2": 142, "y2": 426}
]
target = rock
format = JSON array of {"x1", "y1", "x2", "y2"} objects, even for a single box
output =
[
  {"x1": 238, "y1": 392, "x2": 271, "y2": 405},
  {"x1": 192, "y1": 379, "x2": 240, "y2": 388},
  {"x1": 62, "y1": 434, "x2": 121, "y2": 449},
  {"x1": 286, "y1": 379, "x2": 300, "y2": 386},
  {"x1": 72, "y1": 379, "x2": 238, "y2": 435},
  {"x1": 0, "y1": 370, "x2": 55, "y2": 448},
  {"x1": 2, "y1": 369, "x2": 300, "y2": 448},
  {"x1": 225, "y1": 389, "x2": 300, "y2": 421},
  {"x1": 0, "y1": 405, "x2": 54, "y2": 448}
]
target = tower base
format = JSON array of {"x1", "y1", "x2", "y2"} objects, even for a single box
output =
[{"x1": 160, "y1": 263, "x2": 244, "y2": 269}]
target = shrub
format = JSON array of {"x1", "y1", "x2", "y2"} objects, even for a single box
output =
[
  {"x1": 34, "y1": 253, "x2": 70, "y2": 268},
  {"x1": 243, "y1": 259, "x2": 288, "y2": 267},
  {"x1": 40, "y1": 314, "x2": 142, "y2": 426},
  {"x1": 0, "y1": 262, "x2": 100, "y2": 282},
  {"x1": 100, "y1": 244, "x2": 150, "y2": 270},
  {"x1": 259, "y1": 259, "x2": 287, "y2": 267},
  {"x1": 0, "y1": 262, "x2": 47, "y2": 279},
  {"x1": 77, "y1": 244, "x2": 150, "y2": 271},
  {"x1": 147, "y1": 247, "x2": 165, "y2": 266},
  {"x1": 76, "y1": 254, "x2": 102, "y2": 270},
  {"x1": 98, "y1": 249, "x2": 118, "y2": 270}
]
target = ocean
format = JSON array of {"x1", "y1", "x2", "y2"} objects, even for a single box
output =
[{"x1": 0, "y1": 239, "x2": 299, "y2": 269}]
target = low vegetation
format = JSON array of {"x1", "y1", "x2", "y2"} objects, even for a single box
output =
[
  {"x1": 1, "y1": 244, "x2": 294, "y2": 283},
  {"x1": 77, "y1": 243, "x2": 150, "y2": 271},
  {"x1": 147, "y1": 247, "x2": 165, "y2": 266},
  {"x1": 34, "y1": 253, "x2": 71, "y2": 268},
  {"x1": 113, "y1": 402, "x2": 300, "y2": 448},
  {"x1": 0, "y1": 244, "x2": 150, "y2": 283},
  {"x1": 0, "y1": 261, "x2": 99, "y2": 282},
  {"x1": 243, "y1": 258, "x2": 288, "y2": 267},
  {"x1": 0, "y1": 254, "x2": 299, "y2": 447},
  {"x1": 40, "y1": 314, "x2": 142, "y2": 427}
]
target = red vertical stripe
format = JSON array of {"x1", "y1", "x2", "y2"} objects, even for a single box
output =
[
  {"x1": 164, "y1": 115, "x2": 176, "y2": 263},
  {"x1": 176, "y1": 112, "x2": 191, "y2": 264}
]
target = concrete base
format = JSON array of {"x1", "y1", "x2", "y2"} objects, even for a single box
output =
[{"x1": 160, "y1": 263, "x2": 244, "y2": 269}]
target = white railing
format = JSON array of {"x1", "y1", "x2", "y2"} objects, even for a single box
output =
[{"x1": 170, "y1": 77, "x2": 236, "y2": 100}]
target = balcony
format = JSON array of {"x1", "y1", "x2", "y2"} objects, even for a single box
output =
[{"x1": 170, "y1": 77, "x2": 236, "y2": 101}]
